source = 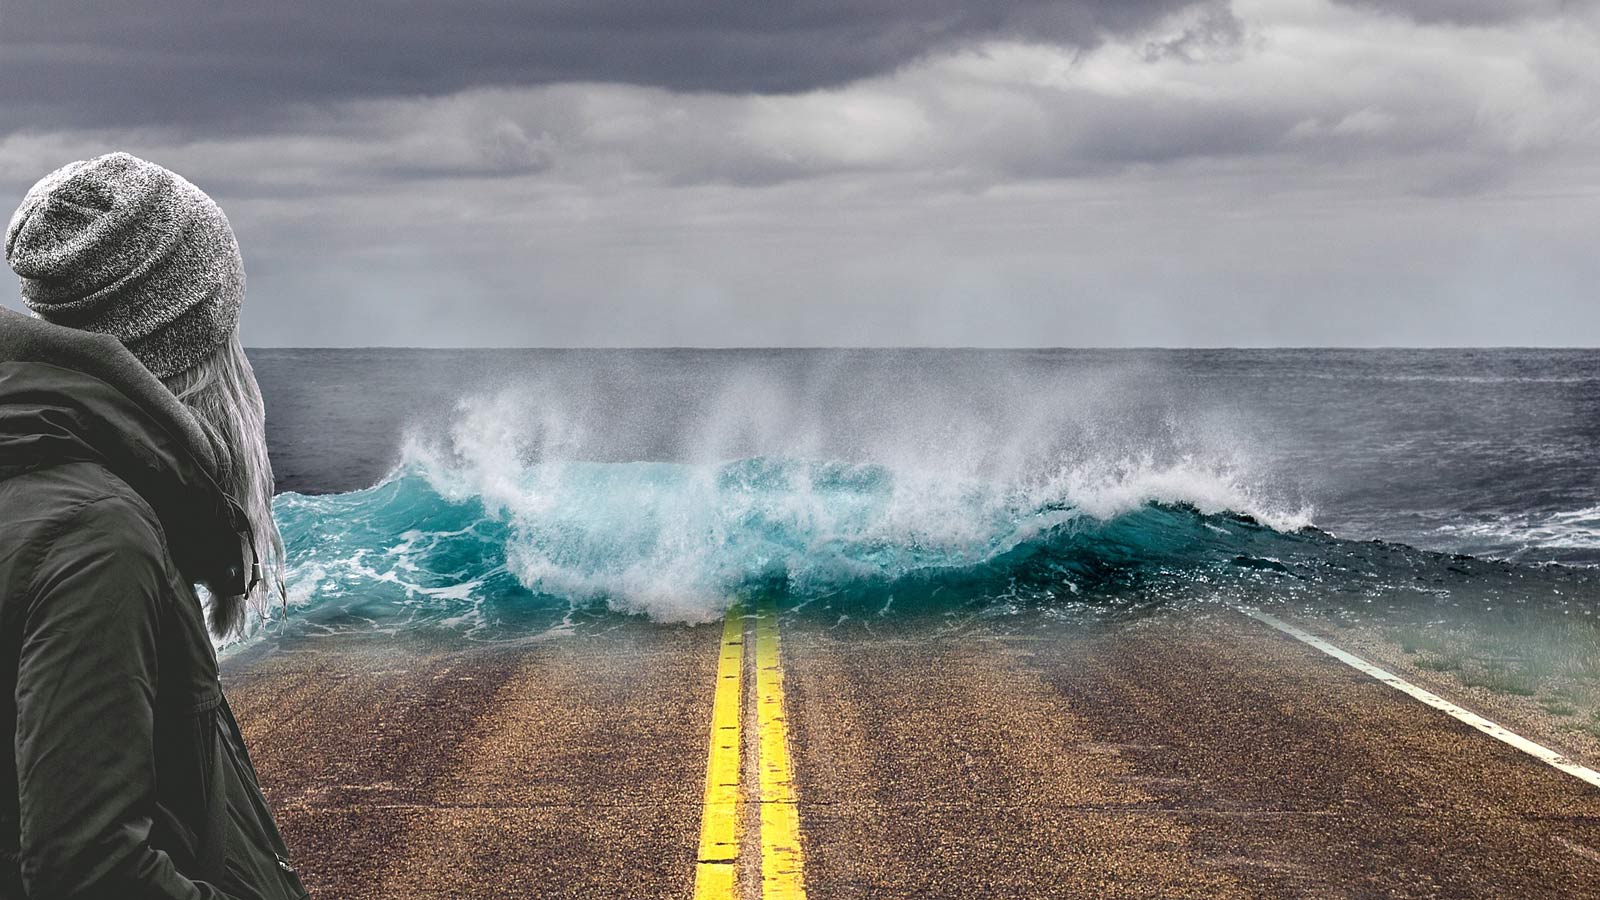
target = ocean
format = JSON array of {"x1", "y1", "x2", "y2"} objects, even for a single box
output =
[{"x1": 249, "y1": 348, "x2": 1600, "y2": 643}]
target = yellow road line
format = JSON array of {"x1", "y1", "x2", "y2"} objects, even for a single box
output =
[
  {"x1": 694, "y1": 608, "x2": 746, "y2": 899},
  {"x1": 756, "y1": 601, "x2": 808, "y2": 900}
]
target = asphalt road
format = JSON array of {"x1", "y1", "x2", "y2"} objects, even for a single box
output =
[{"x1": 222, "y1": 609, "x2": 1600, "y2": 898}]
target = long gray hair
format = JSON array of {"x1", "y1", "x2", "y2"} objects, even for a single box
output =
[{"x1": 162, "y1": 335, "x2": 286, "y2": 637}]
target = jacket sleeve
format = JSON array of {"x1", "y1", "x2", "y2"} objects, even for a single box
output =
[{"x1": 13, "y1": 496, "x2": 244, "y2": 900}]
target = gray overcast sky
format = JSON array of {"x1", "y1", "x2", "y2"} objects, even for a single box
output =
[{"x1": 3, "y1": 0, "x2": 1598, "y2": 347}]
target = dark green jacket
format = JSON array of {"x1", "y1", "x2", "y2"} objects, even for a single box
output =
[{"x1": 0, "y1": 310, "x2": 307, "y2": 900}]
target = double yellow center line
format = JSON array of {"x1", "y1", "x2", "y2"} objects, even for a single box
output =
[
  {"x1": 694, "y1": 601, "x2": 808, "y2": 899},
  {"x1": 694, "y1": 612, "x2": 746, "y2": 895}
]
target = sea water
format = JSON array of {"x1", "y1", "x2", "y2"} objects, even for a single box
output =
[{"x1": 244, "y1": 348, "x2": 1600, "y2": 646}]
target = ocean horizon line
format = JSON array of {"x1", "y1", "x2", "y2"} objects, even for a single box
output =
[{"x1": 241, "y1": 344, "x2": 1600, "y2": 352}]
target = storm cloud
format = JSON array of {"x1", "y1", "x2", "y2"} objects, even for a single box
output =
[
  {"x1": 1332, "y1": 0, "x2": 1581, "y2": 25},
  {"x1": 0, "y1": 0, "x2": 1200, "y2": 130},
  {"x1": 3, "y1": 0, "x2": 1599, "y2": 347}
]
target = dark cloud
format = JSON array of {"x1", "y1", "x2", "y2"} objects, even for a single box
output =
[
  {"x1": 2, "y1": 1, "x2": 1596, "y2": 348},
  {"x1": 0, "y1": 0, "x2": 1199, "y2": 133},
  {"x1": 1140, "y1": 4, "x2": 1245, "y2": 62},
  {"x1": 1332, "y1": 0, "x2": 1588, "y2": 25}
]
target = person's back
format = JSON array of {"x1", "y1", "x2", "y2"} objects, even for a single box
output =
[{"x1": 0, "y1": 153, "x2": 305, "y2": 899}]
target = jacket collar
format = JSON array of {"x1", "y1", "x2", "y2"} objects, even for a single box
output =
[{"x1": 0, "y1": 307, "x2": 254, "y2": 596}]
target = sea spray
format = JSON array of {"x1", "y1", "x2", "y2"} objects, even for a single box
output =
[
  {"x1": 338, "y1": 384, "x2": 1309, "y2": 621},
  {"x1": 243, "y1": 385, "x2": 1318, "y2": 652},
  {"x1": 233, "y1": 348, "x2": 1600, "y2": 652}
]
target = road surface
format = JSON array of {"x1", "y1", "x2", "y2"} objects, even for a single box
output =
[{"x1": 221, "y1": 607, "x2": 1600, "y2": 898}]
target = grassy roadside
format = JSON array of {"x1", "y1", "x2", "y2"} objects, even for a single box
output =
[{"x1": 1274, "y1": 602, "x2": 1600, "y2": 765}]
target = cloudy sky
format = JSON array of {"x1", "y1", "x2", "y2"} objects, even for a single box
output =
[{"x1": 3, "y1": 0, "x2": 1598, "y2": 347}]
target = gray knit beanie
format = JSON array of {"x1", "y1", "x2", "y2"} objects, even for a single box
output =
[{"x1": 4, "y1": 152, "x2": 243, "y2": 379}]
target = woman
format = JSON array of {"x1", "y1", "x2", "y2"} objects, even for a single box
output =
[{"x1": 0, "y1": 153, "x2": 306, "y2": 899}]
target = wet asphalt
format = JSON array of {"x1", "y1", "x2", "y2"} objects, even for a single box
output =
[{"x1": 222, "y1": 610, "x2": 1600, "y2": 899}]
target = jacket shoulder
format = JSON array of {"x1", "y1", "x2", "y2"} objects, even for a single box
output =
[{"x1": 0, "y1": 462, "x2": 172, "y2": 600}]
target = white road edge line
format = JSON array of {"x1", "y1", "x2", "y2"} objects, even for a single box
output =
[{"x1": 1240, "y1": 607, "x2": 1600, "y2": 791}]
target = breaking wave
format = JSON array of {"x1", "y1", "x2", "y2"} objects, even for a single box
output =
[{"x1": 247, "y1": 386, "x2": 1591, "y2": 648}]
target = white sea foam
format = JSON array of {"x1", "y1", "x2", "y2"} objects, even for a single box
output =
[
  {"x1": 376, "y1": 383, "x2": 1312, "y2": 623},
  {"x1": 1432, "y1": 505, "x2": 1600, "y2": 559}
]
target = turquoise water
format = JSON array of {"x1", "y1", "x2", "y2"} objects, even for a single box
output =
[
  {"x1": 240, "y1": 348, "x2": 1600, "y2": 648},
  {"x1": 266, "y1": 455, "x2": 1591, "y2": 646}
]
